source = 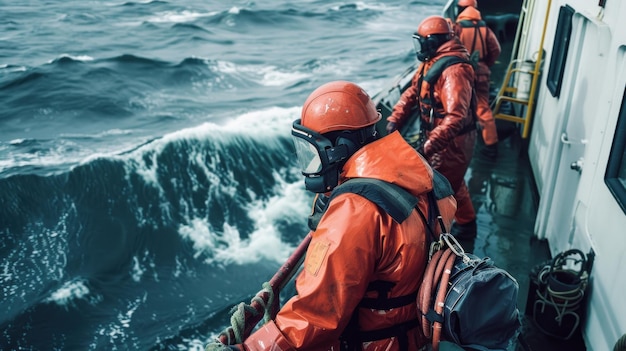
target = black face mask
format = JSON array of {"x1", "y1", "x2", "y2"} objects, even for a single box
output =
[
  {"x1": 291, "y1": 120, "x2": 349, "y2": 193},
  {"x1": 412, "y1": 33, "x2": 449, "y2": 61},
  {"x1": 291, "y1": 120, "x2": 378, "y2": 193}
]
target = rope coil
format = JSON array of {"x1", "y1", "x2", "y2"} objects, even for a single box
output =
[
  {"x1": 532, "y1": 249, "x2": 589, "y2": 340},
  {"x1": 223, "y1": 282, "x2": 276, "y2": 344}
]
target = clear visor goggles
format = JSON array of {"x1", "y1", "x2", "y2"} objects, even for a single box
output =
[
  {"x1": 291, "y1": 119, "x2": 346, "y2": 175},
  {"x1": 412, "y1": 34, "x2": 426, "y2": 54}
]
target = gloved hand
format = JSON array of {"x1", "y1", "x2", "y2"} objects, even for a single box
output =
[
  {"x1": 429, "y1": 152, "x2": 442, "y2": 169},
  {"x1": 205, "y1": 342, "x2": 244, "y2": 351},
  {"x1": 422, "y1": 139, "x2": 433, "y2": 158},
  {"x1": 421, "y1": 140, "x2": 442, "y2": 168},
  {"x1": 386, "y1": 121, "x2": 397, "y2": 134}
]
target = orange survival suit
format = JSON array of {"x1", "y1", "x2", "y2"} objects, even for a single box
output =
[
  {"x1": 241, "y1": 132, "x2": 457, "y2": 350},
  {"x1": 387, "y1": 38, "x2": 476, "y2": 226},
  {"x1": 455, "y1": 6, "x2": 502, "y2": 146}
]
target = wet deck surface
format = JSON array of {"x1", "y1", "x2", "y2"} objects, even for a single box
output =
[{"x1": 465, "y1": 132, "x2": 587, "y2": 351}]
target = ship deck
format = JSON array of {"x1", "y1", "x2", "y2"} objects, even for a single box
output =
[{"x1": 465, "y1": 132, "x2": 587, "y2": 351}]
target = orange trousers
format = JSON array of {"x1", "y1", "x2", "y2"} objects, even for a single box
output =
[
  {"x1": 475, "y1": 74, "x2": 498, "y2": 146},
  {"x1": 434, "y1": 132, "x2": 477, "y2": 225}
]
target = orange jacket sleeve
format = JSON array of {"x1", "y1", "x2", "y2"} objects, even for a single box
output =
[
  {"x1": 271, "y1": 195, "x2": 382, "y2": 350},
  {"x1": 386, "y1": 66, "x2": 423, "y2": 128}
]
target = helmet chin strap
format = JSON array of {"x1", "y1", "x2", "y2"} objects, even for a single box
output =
[
  {"x1": 331, "y1": 125, "x2": 379, "y2": 153},
  {"x1": 304, "y1": 165, "x2": 340, "y2": 193}
]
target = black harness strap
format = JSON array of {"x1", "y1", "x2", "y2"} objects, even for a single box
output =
[
  {"x1": 356, "y1": 319, "x2": 420, "y2": 350},
  {"x1": 423, "y1": 56, "x2": 470, "y2": 86},
  {"x1": 329, "y1": 178, "x2": 419, "y2": 223},
  {"x1": 431, "y1": 168, "x2": 455, "y2": 199},
  {"x1": 359, "y1": 279, "x2": 418, "y2": 310}
]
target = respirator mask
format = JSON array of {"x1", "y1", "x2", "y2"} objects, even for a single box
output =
[{"x1": 291, "y1": 119, "x2": 377, "y2": 193}]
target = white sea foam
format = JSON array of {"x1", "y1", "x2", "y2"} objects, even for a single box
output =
[
  {"x1": 0, "y1": 138, "x2": 126, "y2": 175},
  {"x1": 119, "y1": 105, "x2": 307, "y2": 267},
  {"x1": 256, "y1": 66, "x2": 310, "y2": 87},
  {"x1": 223, "y1": 106, "x2": 301, "y2": 132},
  {"x1": 146, "y1": 10, "x2": 218, "y2": 24},
  {"x1": 120, "y1": 106, "x2": 299, "y2": 186},
  {"x1": 46, "y1": 279, "x2": 90, "y2": 305},
  {"x1": 178, "y1": 174, "x2": 309, "y2": 266},
  {"x1": 0, "y1": 105, "x2": 299, "y2": 176},
  {"x1": 49, "y1": 54, "x2": 95, "y2": 63},
  {"x1": 329, "y1": 1, "x2": 397, "y2": 12},
  {"x1": 93, "y1": 294, "x2": 146, "y2": 347},
  {"x1": 60, "y1": 129, "x2": 135, "y2": 139},
  {"x1": 213, "y1": 60, "x2": 311, "y2": 87},
  {"x1": 131, "y1": 255, "x2": 145, "y2": 282},
  {"x1": 0, "y1": 64, "x2": 27, "y2": 72},
  {"x1": 9, "y1": 138, "x2": 27, "y2": 145},
  {"x1": 125, "y1": 106, "x2": 299, "y2": 156}
]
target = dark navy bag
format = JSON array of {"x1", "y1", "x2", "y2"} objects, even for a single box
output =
[{"x1": 443, "y1": 252, "x2": 521, "y2": 350}]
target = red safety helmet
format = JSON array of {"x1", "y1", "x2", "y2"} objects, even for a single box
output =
[
  {"x1": 292, "y1": 81, "x2": 381, "y2": 193},
  {"x1": 416, "y1": 15, "x2": 454, "y2": 37},
  {"x1": 457, "y1": 0, "x2": 478, "y2": 8},
  {"x1": 300, "y1": 81, "x2": 381, "y2": 134},
  {"x1": 414, "y1": 16, "x2": 453, "y2": 61}
]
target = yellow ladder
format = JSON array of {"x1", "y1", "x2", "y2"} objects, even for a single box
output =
[{"x1": 492, "y1": 0, "x2": 552, "y2": 139}]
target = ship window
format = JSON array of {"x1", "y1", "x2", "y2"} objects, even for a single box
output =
[
  {"x1": 546, "y1": 5, "x2": 574, "y2": 98},
  {"x1": 606, "y1": 87, "x2": 626, "y2": 214}
]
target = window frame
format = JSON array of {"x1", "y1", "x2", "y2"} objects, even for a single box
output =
[
  {"x1": 546, "y1": 5, "x2": 575, "y2": 98},
  {"x1": 605, "y1": 87, "x2": 626, "y2": 214}
]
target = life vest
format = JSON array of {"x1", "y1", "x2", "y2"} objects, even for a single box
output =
[
  {"x1": 456, "y1": 19, "x2": 488, "y2": 63},
  {"x1": 417, "y1": 56, "x2": 478, "y2": 134},
  {"x1": 308, "y1": 172, "x2": 454, "y2": 351}
]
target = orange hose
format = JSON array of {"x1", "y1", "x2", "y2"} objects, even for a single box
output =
[
  {"x1": 418, "y1": 249, "x2": 444, "y2": 338},
  {"x1": 431, "y1": 249, "x2": 456, "y2": 351}
]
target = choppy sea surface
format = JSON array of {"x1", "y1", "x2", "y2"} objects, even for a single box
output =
[{"x1": 0, "y1": 1, "x2": 446, "y2": 349}]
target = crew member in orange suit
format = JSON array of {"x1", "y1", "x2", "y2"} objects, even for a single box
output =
[
  {"x1": 205, "y1": 80, "x2": 457, "y2": 350},
  {"x1": 386, "y1": 15, "x2": 478, "y2": 239},
  {"x1": 454, "y1": 0, "x2": 502, "y2": 159}
]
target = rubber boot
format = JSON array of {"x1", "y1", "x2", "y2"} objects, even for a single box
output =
[{"x1": 480, "y1": 143, "x2": 498, "y2": 160}]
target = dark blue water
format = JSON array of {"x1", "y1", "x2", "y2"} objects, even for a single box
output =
[{"x1": 0, "y1": 1, "x2": 445, "y2": 349}]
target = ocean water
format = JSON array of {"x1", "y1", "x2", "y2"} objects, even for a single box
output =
[{"x1": 0, "y1": 1, "x2": 446, "y2": 350}]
